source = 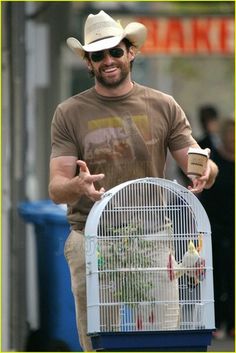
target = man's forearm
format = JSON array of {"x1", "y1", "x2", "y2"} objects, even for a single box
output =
[{"x1": 49, "y1": 175, "x2": 82, "y2": 205}]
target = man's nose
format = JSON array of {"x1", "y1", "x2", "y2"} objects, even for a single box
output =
[{"x1": 102, "y1": 51, "x2": 114, "y2": 63}]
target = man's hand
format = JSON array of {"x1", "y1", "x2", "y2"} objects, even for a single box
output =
[
  {"x1": 188, "y1": 148, "x2": 210, "y2": 193},
  {"x1": 187, "y1": 160, "x2": 211, "y2": 193},
  {"x1": 49, "y1": 156, "x2": 105, "y2": 204},
  {"x1": 77, "y1": 160, "x2": 105, "y2": 201},
  {"x1": 171, "y1": 146, "x2": 218, "y2": 194},
  {"x1": 188, "y1": 154, "x2": 219, "y2": 193}
]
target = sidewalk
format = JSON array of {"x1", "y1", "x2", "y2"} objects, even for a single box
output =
[{"x1": 208, "y1": 337, "x2": 235, "y2": 352}]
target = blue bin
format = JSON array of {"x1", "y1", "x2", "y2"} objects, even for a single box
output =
[{"x1": 19, "y1": 200, "x2": 82, "y2": 352}]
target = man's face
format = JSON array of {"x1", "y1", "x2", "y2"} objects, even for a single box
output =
[{"x1": 87, "y1": 42, "x2": 134, "y2": 88}]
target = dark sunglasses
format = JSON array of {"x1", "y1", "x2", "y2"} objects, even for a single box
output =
[{"x1": 90, "y1": 47, "x2": 125, "y2": 62}]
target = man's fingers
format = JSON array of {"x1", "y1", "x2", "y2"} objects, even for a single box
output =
[
  {"x1": 188, "y1": 185, "x2": 204, "y2": 194},
  {"x1": 76, "y1": 160, "x2": 105, "y2": 201},
  {"x1": 88, "y1": 174, "x2": 105, "y2": 183},
  {"x1": 89, "y1": 188, "x2": 105, "y2": 201},
  {"x1": 77, "y1": 160, "x2": 105, "y2": 182},
  {"x1": 77, "y1": 160, "x2": 89, "y2": 173},
  {"x1": 205, "y1": 148, "x2": 211, "y2": 157},
  {"x1": 188, "y1": 178, "x2": 206, "y2": 193}
]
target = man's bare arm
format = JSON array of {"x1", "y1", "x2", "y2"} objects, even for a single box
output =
[
  {"x1": 171, "y1": 145, "x2": 219, "y2": 193},
  {"x1": 49, "y1": 156, "x2": 105, "y2": 204}
]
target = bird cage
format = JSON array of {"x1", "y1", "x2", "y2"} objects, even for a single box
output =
[{"x1": 85, "y1": 178, "x2": 215, "y2": 351}]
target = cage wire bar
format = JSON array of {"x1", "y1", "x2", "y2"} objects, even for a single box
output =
[{"x1": 85, "y1": 178, "x2": 214, "y2": 350}]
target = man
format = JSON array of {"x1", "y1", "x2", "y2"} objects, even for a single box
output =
[{"x1": 49, "y1": 11, "x2": 218, "y2": 351}]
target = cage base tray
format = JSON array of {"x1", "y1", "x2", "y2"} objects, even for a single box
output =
[{"x1": 90, "y1": 330, "x2": 213, "y2": 352}]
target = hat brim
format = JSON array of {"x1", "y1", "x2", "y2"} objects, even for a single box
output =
[
  {"x1": 67, "y1": 22, "x2": 147, "y2": 59},
  {"x1": 67, "y1": 35, "x2": 125, "y2": 58},
  {"x1": 83, "y1": 35, "x2": 125, "y2": 53}
]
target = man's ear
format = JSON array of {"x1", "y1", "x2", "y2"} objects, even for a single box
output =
[
  {"x1": 129, "y1": 46, "x2": 137, "y2": 61},
  {"x1": 85, "y1": 57, "x2": 93, "y2": 70}
]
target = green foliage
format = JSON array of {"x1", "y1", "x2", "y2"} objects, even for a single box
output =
[{"x1": 98, "y1": 224, "x2": 154, "y2": 303}]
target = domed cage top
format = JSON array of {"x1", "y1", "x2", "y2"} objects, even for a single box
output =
[{"x1": 85, "y1": 178, "x2": 215, "y2": 334}]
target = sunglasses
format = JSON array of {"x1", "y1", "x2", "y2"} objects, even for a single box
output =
[{"x1": 90, "y1": 47, "x2": 125, "y2": 62}]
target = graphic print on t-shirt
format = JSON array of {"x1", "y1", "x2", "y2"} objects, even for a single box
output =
[{"x1": 84, "y1": 113, "x2": 152, "y2": 165}]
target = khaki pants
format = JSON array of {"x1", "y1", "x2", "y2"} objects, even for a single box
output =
[{"x1": 64, "y1": 230, "x2": 94, "y2": 352}]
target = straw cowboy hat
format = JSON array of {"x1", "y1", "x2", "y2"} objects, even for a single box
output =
[{"x1": 67, "y1": 10, "x2": 147, "y2": 58}]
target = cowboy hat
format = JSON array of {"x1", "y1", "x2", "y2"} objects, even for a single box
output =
[{"x1": 66, "y1": 10, "x2": 147, "y2": 58}]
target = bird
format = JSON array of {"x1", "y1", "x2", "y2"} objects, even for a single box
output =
[
  {"x1": 168, "y1": 241, "x2": 205, "y2": 283},
  {"x1": 181, "y1": 241, "x2": 200, "y2": 269}
]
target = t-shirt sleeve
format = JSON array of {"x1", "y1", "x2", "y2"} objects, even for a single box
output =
[
  {"x1": 167, "y1": 97, "x2": 197, "y2": 151},
  {"x1": 50, "y1": 106, "x2": 79, "y2": 159}
]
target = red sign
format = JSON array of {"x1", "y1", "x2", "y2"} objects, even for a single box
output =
[{"x1": 137, "y1": 17, "x2": 234, "y2": 55}]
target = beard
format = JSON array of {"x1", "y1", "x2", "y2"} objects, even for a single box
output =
[{"x1": 92, "y1": 62, "x2": 130, "y2": 88}]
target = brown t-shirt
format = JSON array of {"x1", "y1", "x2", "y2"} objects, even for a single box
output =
[{"x1": 51, "y1": 82, "x2": 196, "y2": 229}]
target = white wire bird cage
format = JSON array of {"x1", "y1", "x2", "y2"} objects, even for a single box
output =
[{"x1": 85, "y1": 178, "x2": 215, "y2": 351}]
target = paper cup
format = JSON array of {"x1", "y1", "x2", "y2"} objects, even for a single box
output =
[{"x1": 187, "y1": 148, "x2": 209, "y2": 179}]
